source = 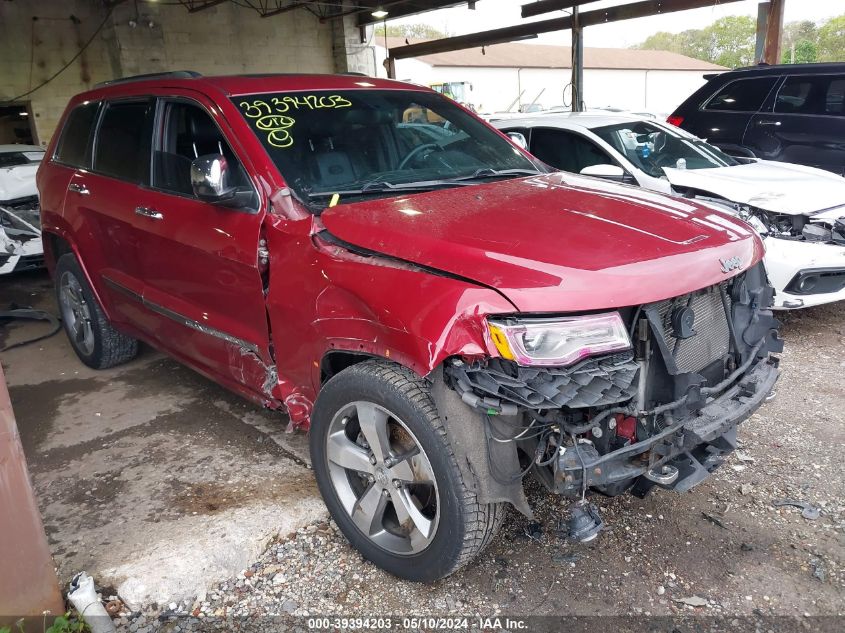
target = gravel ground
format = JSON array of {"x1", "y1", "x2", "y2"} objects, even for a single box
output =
[{"x1": 73, "y1": 302, "x2": 843, "y2": 630}]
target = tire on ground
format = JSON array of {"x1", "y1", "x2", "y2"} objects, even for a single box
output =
[
  {"x1": 310, "y1": 359, "x2": 505, "y2": 582},
  {"x1": 55, "y1": 252, "x2": 139, "y2": 369}
]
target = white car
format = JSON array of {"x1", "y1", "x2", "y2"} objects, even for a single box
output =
[
  {"x1": 0, "y1": 144, "x2": 44, "y2": 275},
  {"x1": 495, "y1": 113, "x2": 845, "y2": 309}
]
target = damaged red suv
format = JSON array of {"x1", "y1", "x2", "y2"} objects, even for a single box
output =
[{"x1": 38, "y1": 72, "x2": 782, "y2": 581}]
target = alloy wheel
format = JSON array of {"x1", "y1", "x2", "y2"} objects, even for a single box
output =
[
  {"x1": 59, "y1": 271, "x2": 95, "y2": 356},
  {"x1": 325, "y1": 401, "x2": 440, "y2": 555}
]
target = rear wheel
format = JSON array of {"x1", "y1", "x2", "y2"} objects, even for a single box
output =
[
  {"x1": 55, "y1": 253, "x2": 138, "y2": 369},
  {"x1": 310, "y1": 360, "x2": 505, "y2": 581}
]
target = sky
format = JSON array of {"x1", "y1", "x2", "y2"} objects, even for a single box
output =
[{"x1": 388, "y1": 0, "x2": 842, "y2": 48}]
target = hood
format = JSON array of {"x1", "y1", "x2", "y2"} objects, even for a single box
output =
[
  {"x1": 0, "y1": 163, "x2": 39, "y2": 202},
  {"x1": 320, "y1": 172, "x2": 763, "y2": 312},
  {"x1": 663, "y1": 161, "x2": 845, "y2": 216}
]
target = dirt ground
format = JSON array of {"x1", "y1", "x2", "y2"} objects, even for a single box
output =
[{"x1": 2, "y1": 269, "x2": 843, "y2": 628}]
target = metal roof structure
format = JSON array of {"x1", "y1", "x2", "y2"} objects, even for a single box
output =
[{"x1": 381, "y1": 37, "x2": 726, "y2": 71}]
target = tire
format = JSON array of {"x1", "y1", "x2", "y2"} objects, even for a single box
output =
[
  {"x1": 310, "y1": 359, "x2": 506, "y2": 582},
  {"x1": 55, "y1": 253, "x2": 138, "y2": 369}
]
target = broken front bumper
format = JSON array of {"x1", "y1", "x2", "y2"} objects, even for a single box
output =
[
  {"x1": 555, "y1": 354, "x2": 779, "y2": 497},
  {"x1": 764, "y1": 236, "x2": 845, "y2": 309}
]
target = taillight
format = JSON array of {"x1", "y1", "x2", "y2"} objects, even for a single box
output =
[{"x1": 667, "y1": 115, "x2": 684, "y2": 127}]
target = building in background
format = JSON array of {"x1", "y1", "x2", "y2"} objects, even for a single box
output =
[{"x1": 375, "y1": 38, "x2": 726, "y2": 115}]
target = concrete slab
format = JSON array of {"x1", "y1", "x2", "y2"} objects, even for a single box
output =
[{"x1": 1, "y1": 271, "x2": 326, "y2": 610}]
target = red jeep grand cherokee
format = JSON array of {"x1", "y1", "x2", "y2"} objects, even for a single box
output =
[{"x1": 37, "y1": 72, "x2": 782, "y2": 581}]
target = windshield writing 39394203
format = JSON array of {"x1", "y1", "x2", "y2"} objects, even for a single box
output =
[{"x1": 238, "y1": 95, "x2": 352, "y2": 148}]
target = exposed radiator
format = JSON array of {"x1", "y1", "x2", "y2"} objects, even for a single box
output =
[{"x1": 652, "y1": 284, "x2": 731, "y2": 374}]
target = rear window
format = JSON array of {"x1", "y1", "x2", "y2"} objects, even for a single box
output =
[
  {"x1": 94, "y1": 100, "x2": 154, "y2": 183},
  {"x1": 55, "y1": 102, "x2": 99, "y2": 167},
  {"x1": 705, "y1": 77, "x2": 778, "y2": 112},
  {"x1": 775, "y1": 75, "x2": 845, "y2": 116}
]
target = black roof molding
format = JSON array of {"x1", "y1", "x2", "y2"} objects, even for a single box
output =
[{"x1": 95, "y1": 70, "x2": 202, "y2": 88}]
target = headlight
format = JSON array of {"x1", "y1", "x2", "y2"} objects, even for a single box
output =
[
  {"x1": 487, "y1": 313, "x2": 631, "y2": 367},
  {"x1": 744, "y1": 213, "x2": 769, "y2": 235}
]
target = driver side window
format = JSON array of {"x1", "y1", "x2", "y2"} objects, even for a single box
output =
[
  {"x1": 529, "y1": 128, "x2": 615, "y2": 174},
  {"x1": 153, "y1": 100, "x2": 248, "y2": 197}
]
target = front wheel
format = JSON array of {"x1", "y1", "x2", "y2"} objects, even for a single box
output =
[{"x1": 310, "y1": 360, "x2": 505, "y2": 582}]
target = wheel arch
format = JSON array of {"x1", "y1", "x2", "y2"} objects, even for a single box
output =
[{"x1": 42, "y1": 227, "x2": 113, "y2": 323}]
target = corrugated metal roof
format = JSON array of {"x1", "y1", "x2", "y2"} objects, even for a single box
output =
[{"x1": 384, "y1": 37, "x2": 726, "y2": 71}]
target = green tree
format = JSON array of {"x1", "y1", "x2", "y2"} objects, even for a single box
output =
[
  {"x1": 782, "y1": 39, "x2": 818, "y2": 64},
  {"x1": 635, "y1": 16, "x2": 755, "y2": 68},
  {"x1": 634, "y1": 13, "x2": 845, "y2": 68},
  {"x1": 375, "y1": 23, "x2": 447, "y2": 40},
  {"x1": 707, "y1": 15, "x2": 757, "y2": 68},
  {"x1": 782, "y1": 20, "x2": 818, "y2": 50},
  {"x1": 817, "y1": 15, "x2": 845, "y2": 61}
]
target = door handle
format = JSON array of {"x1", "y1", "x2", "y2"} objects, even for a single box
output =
[
  {"x1": 135, "y1": 206, "x2": 164, "y2": 220},
  {"x1": 68, "y1": 183, "x2": 90, "y2": 195},
  {"x1": 756, "y1": 120, "x2": 782, "y2": 127}
]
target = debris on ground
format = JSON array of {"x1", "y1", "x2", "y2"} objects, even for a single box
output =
[
  {"x1": 772, "y1": 499, "x2": 821, "y2": 520},
  {"x1": 673, "y1": 596, "x2": 708, "y2": 608},
  {"x1": 810, "y1": 558, "x2": 827, "y2": 582},
  {"x1": 702, "y1": 512, "x2": 728, "y2": 529}
]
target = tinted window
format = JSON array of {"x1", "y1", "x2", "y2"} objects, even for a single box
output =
[
  {"x1": 153, "y1": 101, "x2": 250, "y2": 197},
  {"x1": 705, "y1": 77, "x2": 778, "y2": 112},
  {"x1": 55, "y1": 102, "x2": 99, "y2": 167},
  {"x1": 530, "y1": 128, "x2": 613, "y2": 174},
  {"x1": 775, "y1": 75, "x2": 845, "y2": 116},
  {"x1": 94, "y1": 100, "x2": 154, "y2": 183}
]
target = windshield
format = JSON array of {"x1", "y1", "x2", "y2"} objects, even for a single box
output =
[
  {"x1": 592, "y1": 121, "x2": 738, "y2": 179},
  {"x1": 233, "y1": 90, "x2": 540, "y2": 205}
]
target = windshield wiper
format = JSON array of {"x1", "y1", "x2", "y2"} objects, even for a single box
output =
[
  {"x1": 448, "y1": 168, "x2": 543, "y2": 182},
  {"x1": 307, "y1": 178, "x2": 473, "y2": 199}
]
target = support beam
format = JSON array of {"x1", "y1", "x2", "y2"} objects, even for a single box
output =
[
  {"x1": 391, "y1": 0, "x2": 744, "y2": 60},
  {"x1": 355, "y1": 1, "x2": 468, "y2": 27},
  {"x1": 260, "y1": 1, "x2": 310, "y2": 18},
  {"x1": 762, "y1": 0, "x2": 785, "y2": 65},
  {"x1": 185, "y1": 0, "x2": 229, "y2": 13},
  {"x1": 522, "y1": 0, "x2": 600, "y2": 19},
  {"x1": 754, "y1": 1, "x2": 768, "y2": 63},
  {"x1": 571, "y1": 5, "x2": 583, "y2": 112}
]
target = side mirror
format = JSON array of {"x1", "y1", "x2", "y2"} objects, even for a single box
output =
[
  {"x1": 507, "y1": 132, "x2": 528, "y2": 150},
  {"x1": 580, "y1": 164, "x2": 629, "y2": 182},
  {"x1": 191, "y1": 154, "x2": 235, "y2": 202},
  {"x1": 191, "y1": 154, "x2": 255, "y2": 209}
]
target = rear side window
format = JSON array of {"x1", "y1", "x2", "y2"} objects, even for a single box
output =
[
  {"x1": 94, "y1": 100, "x2": 154, "y2": 183},
  {"x1": 55, "y1": 102, "x2": 99, "y2": 167},
  {"x1": 529, "y1": 128, "x2": 614, "y2": 174},
  {"x1": 705, "y1": 77, "x2": 778, "y2": 112},
  {"x1": 775, "y1": 75, "x2": 845, "y2": 116}
]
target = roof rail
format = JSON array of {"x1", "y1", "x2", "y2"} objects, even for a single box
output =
[{"x1": 94, "y1": 70, "x2": 202, "y2": 88}]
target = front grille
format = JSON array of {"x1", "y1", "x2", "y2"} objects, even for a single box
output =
[{"x1": 651, "y1": 283, "x2": 731, "y2": 374}]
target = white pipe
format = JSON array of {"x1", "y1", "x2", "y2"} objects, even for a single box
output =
[{"x1": 67, "y1": 572, "x2": 116, "y2": 633}]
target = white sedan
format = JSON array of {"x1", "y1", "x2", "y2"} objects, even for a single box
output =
[
  {"x1": 495, "y1": 113, "x2": 845, "y2": 309},
  {"x1": 0, "y1": 144, "x2": 43, "y2": 275}
]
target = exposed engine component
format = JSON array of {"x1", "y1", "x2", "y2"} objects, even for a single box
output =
[
  {"x1": 739, "y1": 205, "x2": 845, "y2": 246},
  {"x1": 446, "y1": 264, "x2": 782, "y2": 524}
]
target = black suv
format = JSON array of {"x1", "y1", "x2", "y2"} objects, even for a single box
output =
[{"x1": 669, "y1": 62, "x2": 845, "y2": 175}]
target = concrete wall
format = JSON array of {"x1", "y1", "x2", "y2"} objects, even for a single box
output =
[
  {"x1": 376, "y1": 46, "x2": 711, "y2": 116},
  {"x1": 1, "y1": 1, "x2": 373, "y2": 145}
]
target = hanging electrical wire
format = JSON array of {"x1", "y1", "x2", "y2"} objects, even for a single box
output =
[{"x1": 1, "y1": 8, "x2": 114, "y2": 106}]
